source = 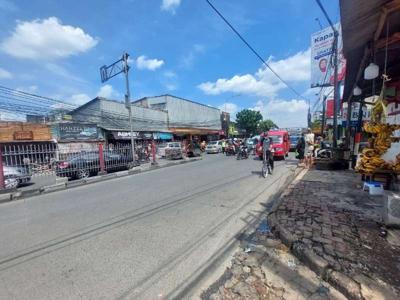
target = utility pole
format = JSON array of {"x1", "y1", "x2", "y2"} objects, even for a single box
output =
[
  {"x1": 315, "y1": 0, "x2": 339, "y2": 148},
  {"x1": 122, "y1": 53, "x2": 135, "y2": 160},
  {"x1": 100, "y1": 52, "x2": 135, "y2": 161},
  {"x1": 320, "y1": 95, "x2": 327, "y2": 136}
]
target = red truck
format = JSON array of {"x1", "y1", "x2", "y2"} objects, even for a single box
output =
[{"x1": 256, "y1": 130, "x2": 290, "y2": 159}]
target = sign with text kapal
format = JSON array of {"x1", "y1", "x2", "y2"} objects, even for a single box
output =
[{"x1": 311, "y1": 23, "x2": 346, "y2": 88}]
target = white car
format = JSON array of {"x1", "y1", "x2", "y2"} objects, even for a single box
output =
[
  {"x1": 206, "y1": 141, "x2": 223, "y2": 154},
  {"x1": 158, "y1": 142, "x2": 182, "y2": 157}
]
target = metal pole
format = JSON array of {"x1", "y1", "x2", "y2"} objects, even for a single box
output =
[
  {"x1": 332, "y1": 33, "x2": 339, "y2": 148},
  {"x1": 123, "y1": 53, "x2": 135, "y2": 162},
  {"x1": 321, "y1": 95, "x2": 326, "y2": 136},
  {"x1": 315, "y1": 0, "x2": 339, "y2": 148}
]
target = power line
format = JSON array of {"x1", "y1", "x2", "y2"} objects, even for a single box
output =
[{"x1": 205, "y1": 0, "x2": 309, "y2": 102}]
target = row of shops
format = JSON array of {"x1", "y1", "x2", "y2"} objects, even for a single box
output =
[
  {"x1": 0, "y1": 94, "x2": 228, "y2": 152},
  {"x1": 338, "y1": 0, "x2": 400, "y2": 182}
]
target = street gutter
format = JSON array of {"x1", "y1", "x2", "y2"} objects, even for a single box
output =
[{"x1": 169, "y1": 165, "x2": 304, "y2": 300}]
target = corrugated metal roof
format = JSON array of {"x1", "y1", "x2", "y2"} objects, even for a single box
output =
[{"x1": 340, "y1": 0, "x2": 400, "y2": 101}]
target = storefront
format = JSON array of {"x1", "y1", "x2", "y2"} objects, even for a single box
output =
[{"x1": 340, "y1": 0, "x2": 400, "y2": 178}]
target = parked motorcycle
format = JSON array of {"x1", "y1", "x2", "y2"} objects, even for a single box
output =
[{"x1": 236, "y1": 145, "x2": 249, "y2": 160}]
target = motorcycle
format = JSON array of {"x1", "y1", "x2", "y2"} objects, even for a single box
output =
[
  {"x1": 225, "y1": 144, "x2": 236, "y2": 156},
  {"x1": 236, "y1": 145, "x2": 249, "y2": 160}
]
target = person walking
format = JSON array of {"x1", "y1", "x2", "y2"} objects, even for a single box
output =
[
  {"x1": 296, "y1": 133, "x2": 306, "y2": 166},
  {"x1": 304, "y1": 128, "x2": 315, "y2": 168},
  {"x1": 221, "y1": 139, "x2": 226, "y2": 154}
]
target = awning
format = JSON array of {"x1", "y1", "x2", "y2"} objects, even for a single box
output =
[
  {"x1": 340, "y1": 0, "x2": 400, "y2": 101},
  {"x1": 169, "y1": 127, "x2": 221, "y2": 135},
  {"x1": 153, "y1": 132, "x2": 173, "y2": 140}
]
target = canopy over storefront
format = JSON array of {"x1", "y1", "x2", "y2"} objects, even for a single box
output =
[{"x1": 340, "y1": 0, "x2": 400, "y2": 102}]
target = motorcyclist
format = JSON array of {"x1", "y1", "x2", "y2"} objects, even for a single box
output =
[{"x1": 260, "y1": 133, "x2": 274, "y2": 171}]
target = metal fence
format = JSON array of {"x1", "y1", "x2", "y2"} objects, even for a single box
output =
[
  {"x1": 0, "y1": 143, "x2": 140, "y2": 189},
  {"x1": 0, "y1": 140, "x2": 187, "y2": 189}
]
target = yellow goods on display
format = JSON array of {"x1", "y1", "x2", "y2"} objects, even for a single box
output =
[{"x1": 356, "y1": 123, "x2": 400, "y2": 174}]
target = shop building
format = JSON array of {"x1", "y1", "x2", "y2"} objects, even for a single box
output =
[
  {"x1": 132, "y1": 94, "x2": 223, "y2": 141},
  {"x1": 340, "y1": 0, "x2": 400, "y2": 147},
  {"x1": 69, "y1": 97, "x2": 171, "y2": 144}
]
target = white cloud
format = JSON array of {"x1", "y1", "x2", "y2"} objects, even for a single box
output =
[
  {"x1": 1, "y1": 17, "x2": 98, "y2": 60},
  {"x1": 0, "y1": 67, "x2": 12, "y2": 79},
  {"x1": 165, "y1": 83, "x2": 177, "y2": 91},
  {"x1": 252, "y1": 99, "x2": 308, "y2": 127},
  {"x1": 161, "y1": 0, "x2": 181, "y2": 13},
  {"x1": 97, "y1": 84, "x2": 120, "y2": 99},
  {"x1": 163, "y1": 70, "x2": 176, "y2": 78},
  {"x1": 198, "y1": 49, "x2": 310, "y2": 98},
  {"x1": 135, "y1": 55, "x2": 164, "y2": 71},
  {"x1": 68, "y1": 93, "x2": 91, "y2": 105},
  {"x1": 181, "y1": 44, "x2": 205, "y2": 69},
  {"x1": 218, "y1": 102, "x2": 239, "y2": 117},
  {"x1": 16, "y1": 85, "x2": 38, "y2": 93}
]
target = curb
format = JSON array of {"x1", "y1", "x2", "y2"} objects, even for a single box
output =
[
  {"x1": 176, "y1": 164, "x2": 303, "y2": 299},
  {"x1": 1, "y1": 157, "x2": 202, "y2": 204},
  {"x1": 268, "y1": 169, "x2": 364, "y2": 300}
]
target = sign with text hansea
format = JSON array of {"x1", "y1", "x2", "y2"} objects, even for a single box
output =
[{"x1": 59, "y1": 123, "x2": 98, "y2": 140}]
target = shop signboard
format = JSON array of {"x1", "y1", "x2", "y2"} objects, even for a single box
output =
[
  {"x1": 112, "y1": 131, "x2": 139, "y2": 140},
  {"x1": 311, "y1": 23, "x2": 346, "y2": 88},
  {"x1": 59, "y1": 123, "x2": 98, "y2": 140},
  {"x1": 341, "y1": 102, "x2": 371, "y2": 127},
  {"x1": 154, "y1": 132, "x2": 173, "y2": 140},
  {"x1": 111, "y1": 131, "x2": 155, "y2": 140}
]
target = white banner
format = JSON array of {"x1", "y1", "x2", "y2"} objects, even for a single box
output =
[{"x1": 310, "y1": 23, "x2": 346, "y2": 88}]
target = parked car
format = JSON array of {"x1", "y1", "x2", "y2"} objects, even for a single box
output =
[
  {"x1": 206, "y1": 141, "x2": 222, "y2": 153},
  {"x1": 3, "y1": 165, "x2": 31, "y2": 189},
  {"x1": 56, "y1": 151, "x2": 133, "y2": 180},
  {"x1": 289, "y1": 135, "x2": 300, "y2": 151},
  {"x1": 164, "y1": 142, "x2": 183, "y2": 160},
  {"x1": 158, "y1": 142, "x2": 181, "y2": 158}
]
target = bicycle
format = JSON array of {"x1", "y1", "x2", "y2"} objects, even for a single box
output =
[{"x1": 261, "y1": 149, "x2": 273, "y2": 178}]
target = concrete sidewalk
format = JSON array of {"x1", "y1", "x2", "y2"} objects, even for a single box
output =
[{"x1": 269, "y1": 168, "x2": 400, "y2": 299}]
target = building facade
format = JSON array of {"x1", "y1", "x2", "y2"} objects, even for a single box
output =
[{"x1": 133, "y1": 94, "x2": 223, "y2": 141}]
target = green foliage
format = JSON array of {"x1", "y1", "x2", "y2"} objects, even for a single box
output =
[
  {"x1": 258, "y1": 119, "x2": 278, "y2": 133},
  {"x1": 236, "y1": 109, "x2": 263, "y2": 136}
]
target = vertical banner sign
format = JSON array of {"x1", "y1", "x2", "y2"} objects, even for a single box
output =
[{"x1": 310, "y1": 23, "x2": 346, "y2": 88}]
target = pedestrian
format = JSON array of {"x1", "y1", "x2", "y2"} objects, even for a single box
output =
[
  {"x1": 304, "y1": 128, "x2": 315, "y2": 168},
  {"x1": 296, "y1": 133, "x2": 305, "y2": 166},
  {"x1": 221, "y1": 139, "x2": 226, "y2": 153}
]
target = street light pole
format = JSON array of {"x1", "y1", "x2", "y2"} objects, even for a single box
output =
[{"x1": 122, "y1": 53, "x2": 135, "y2": 161}]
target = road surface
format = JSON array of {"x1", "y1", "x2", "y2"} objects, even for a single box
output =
[{"x1": 0, "y1": 153, "x2": 297, "y2": 299}]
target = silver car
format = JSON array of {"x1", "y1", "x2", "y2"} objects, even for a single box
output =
[
  {"x1": 206, "y1": 141, "x2": 222, "y2": 154},
  {"x1": 158, "y1": 142, "x2": 182, "y2": 158}
]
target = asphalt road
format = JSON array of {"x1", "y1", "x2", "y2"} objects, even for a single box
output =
[{"x1": 0, "y1": 153, "x2": 297, "y2": 299}]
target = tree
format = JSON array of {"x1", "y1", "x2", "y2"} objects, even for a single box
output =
[
  {"x1": 258, "y1": 119, "x2": 278, "y2": 133},
  {"x1": 236, "y1": 109, "x2": 263, "y2": 136}
]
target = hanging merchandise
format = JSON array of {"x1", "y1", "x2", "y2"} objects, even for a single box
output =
[{"x1": 356, "y1": 123, "x2": 400, "y2": 174}]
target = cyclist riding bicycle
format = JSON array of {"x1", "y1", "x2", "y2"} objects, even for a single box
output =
[{"x1": 260, "y1": 134, "x2": 274, "y2": 173}]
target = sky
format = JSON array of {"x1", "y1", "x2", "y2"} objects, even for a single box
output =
[{"x1": 0, "y1": 0, "x2": 340, "y2": 127}]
